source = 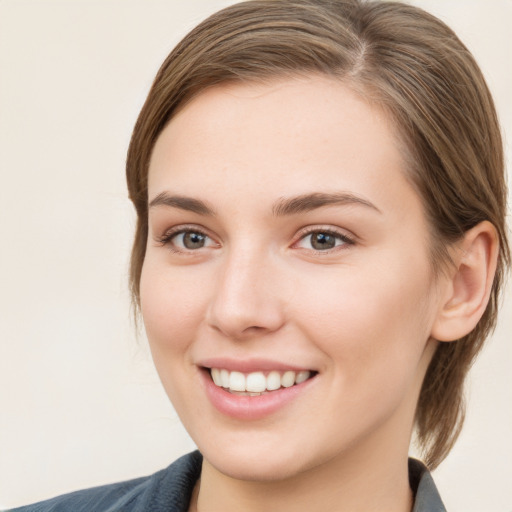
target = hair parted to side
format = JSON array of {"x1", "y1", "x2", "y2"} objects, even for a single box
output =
[{"x1": 126, "y1": 0, "x2": 510, "y2": 469}]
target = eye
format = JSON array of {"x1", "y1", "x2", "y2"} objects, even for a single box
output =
[
  {"x1": 174, "y1": 231, "x2": 210, "y2": 249},
  {"x1": 157, "y1": 228, "x2": 217, "y2": 251},
  {"x1": 295, "y1": 229, "x2": 354, "y2": 251}
]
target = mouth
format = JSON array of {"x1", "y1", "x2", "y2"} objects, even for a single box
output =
[
  {"x1": 207, "y1": 368, "x2": 316, "y2": 396},
  {"x1": 199, "y1": 363, "x2": 319, "y2": 420}
]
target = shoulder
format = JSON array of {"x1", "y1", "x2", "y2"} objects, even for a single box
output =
[{"x1": 5, "y1": 451, "x2": 202, "y2": 512}]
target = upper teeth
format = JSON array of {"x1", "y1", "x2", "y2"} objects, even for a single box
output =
[{"x1": 210, "y1": 368, "x2": 311, "y2": 393}]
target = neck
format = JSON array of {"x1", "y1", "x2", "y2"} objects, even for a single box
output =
[{"x1": 191, "y1": 441, "x2": 413, "y2": 512}]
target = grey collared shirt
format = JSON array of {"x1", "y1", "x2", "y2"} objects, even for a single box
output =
[
  {"x1": 6, "y1": 451, "x2": 446, "y2": 511},
  {"x1": 410, "y1": 458, "x2": 447, "y2": 511}
]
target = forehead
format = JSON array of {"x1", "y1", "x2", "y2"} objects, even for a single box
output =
[{"x1": 148, "y1": 76, "x2": 416, "y2": 217}]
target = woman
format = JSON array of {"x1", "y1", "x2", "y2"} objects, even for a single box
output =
[{"x1": 5, "y1": 0, "x2": 509, "y2": 511}]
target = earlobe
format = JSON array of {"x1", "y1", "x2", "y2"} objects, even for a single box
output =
[{"x1": 431, "y1": 221, "x2": 499, "y2": 342}]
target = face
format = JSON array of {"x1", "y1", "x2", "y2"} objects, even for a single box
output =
[{"x1": 141, "y1": 76, "x2": 444, "y2": 482}]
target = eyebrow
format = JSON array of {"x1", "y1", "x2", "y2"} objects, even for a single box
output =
[
  {"x1": 148, "y1": 192, "x2": 216, "y2": 216},
  {"x1": 148, "y1": 191, "x2": 381, "y2": 217},
  {"x1": 272, "y1": 192, "x2": 381, "y2": 216}
]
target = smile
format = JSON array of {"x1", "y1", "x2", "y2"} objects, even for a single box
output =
[
  {"x1": 210, "y1": 368, "x2": 312, "y2": 395},
  {"x1": 200, "y1": 364, "x2": 318, "y2": 420}
]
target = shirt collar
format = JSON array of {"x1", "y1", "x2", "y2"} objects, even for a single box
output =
[{"x1": 409, "y1": 458, "x2": 447, "y2": 512}]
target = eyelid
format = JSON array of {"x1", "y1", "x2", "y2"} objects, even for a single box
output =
[
  {"x1": 153, "y1": 223, "x2": 356, "y2": 253},
  {"x1": 292, "y1": 225, "x2": 357, "y2": 251},
  {"x1": 154, "y1": 224, "x2": 219, "y2": 248}
]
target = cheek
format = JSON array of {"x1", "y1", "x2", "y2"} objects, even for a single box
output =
[
  {"x1": 294, "y1": 258, "x2": 435, "y2": 381},
  {"x1": 139, "y1": 261, "x2": 210, "y2": 417},
  {"x1": 139, "y1": 260, "x2": 209, "y2": 352}
]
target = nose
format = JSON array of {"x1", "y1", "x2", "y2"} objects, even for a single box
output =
[{"x1": 206, "y1": 247, "x2": 286, "y2": 340}]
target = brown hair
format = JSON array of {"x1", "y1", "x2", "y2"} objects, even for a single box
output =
[{"x1": 126, "y1": 0, "x2": 510, "y2": 469}]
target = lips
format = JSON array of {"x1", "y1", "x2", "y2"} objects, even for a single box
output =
[{"x1": 198, "y1": 360, "x2": 318, "y2": 420}]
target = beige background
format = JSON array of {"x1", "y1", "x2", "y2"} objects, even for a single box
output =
[{"x1": 0, "y1": 1, "x2": 510, "y2": 510}]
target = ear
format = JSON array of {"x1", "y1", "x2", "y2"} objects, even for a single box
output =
[{"x1": 431, "y1": 221, "x2": 499, "y2": 342}]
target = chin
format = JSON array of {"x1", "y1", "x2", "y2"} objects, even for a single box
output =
[
  {"x1": 197, "y1": 433, "x2": 327, "y2": 483},
  {"x1": 207, "y1": 452, "x2": 306, "y2": 482}
]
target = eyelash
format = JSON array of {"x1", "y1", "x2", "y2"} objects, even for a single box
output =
[
  {"x1": 293, "y1": 227, "x2": 356, "y2": 252},
  {"x1": 155, "y1": 225, "x2": 215, "y2": 253},
  {"x1": 155, "y1": 226, "x2": 356, "y2": 254}
]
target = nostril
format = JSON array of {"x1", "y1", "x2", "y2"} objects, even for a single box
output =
[{"x1": 205, "y1": 268, "x2": 286, "y2": 339}]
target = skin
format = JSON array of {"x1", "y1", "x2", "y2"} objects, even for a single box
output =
[{"x1": 140, "y1": 76, "x2": 452, "y2": 512}]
